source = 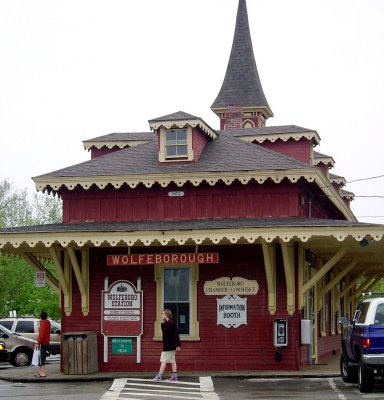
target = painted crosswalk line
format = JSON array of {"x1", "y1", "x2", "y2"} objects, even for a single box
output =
[{"x1": 99, "y1": 376, "x2": 220, "y2": 400}]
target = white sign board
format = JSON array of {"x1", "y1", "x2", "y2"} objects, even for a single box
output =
[
  {"x1": 34, "y1": 271, "x2": 46, "y2": 288},
  {"x1": 217, "y1": 295, "x2": 247, "y2": 328},
  {"x1": 101, "y1": 280, "x2": 143, "y2": 337}
]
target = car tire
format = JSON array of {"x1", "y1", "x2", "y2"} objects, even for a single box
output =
[
  {"x1": 340, "y1": 353, "x2": 358, "y2": 383},
  {"x1": 10, "y1": 347, "x2": 33, "y2": 367},
  {"x1": 358, "y1": 359, "x2": 374, "y2": 393}
]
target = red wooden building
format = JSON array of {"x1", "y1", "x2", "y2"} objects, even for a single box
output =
[{"x1": 1, "y1": 0, "x2": 384, "y2": 373}]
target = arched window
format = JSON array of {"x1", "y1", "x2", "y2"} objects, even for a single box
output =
[{"x1": 243, "y1": 120, "x2": 254, "y2": 129}]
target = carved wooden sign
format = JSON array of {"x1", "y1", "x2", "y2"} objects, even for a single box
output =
[{"x1": 203, "y1": 277, "x2": 259, "y2": 296}]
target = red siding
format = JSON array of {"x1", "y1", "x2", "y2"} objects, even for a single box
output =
[
  {"x1": 62, "y1": 244, "x2": 311, "y2": 373},
  {"x1": 90, "y1": 147, "x2": 126, "y2": 159},
  {"x1": 258, "y1": 138, "x2": 311, "y2": 164},
  {"x1": 62, "y1": 181, "x2": 301, "y2": 223},
  {"x1": 192, "y1": 128, "x2": 210, "y2": 162}
]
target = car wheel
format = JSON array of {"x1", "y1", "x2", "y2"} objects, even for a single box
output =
[
  {"x1": 358, "y1": 359, "x2": 374, "y2": 393},
  {"x1": 340, "y1": 353, "x2": 358, "y2": 383},
  {"x1": 10, "y1": 348, "x2": 33, "y2": 367}
]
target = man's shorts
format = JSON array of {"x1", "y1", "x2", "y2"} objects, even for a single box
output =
[{"x1": 160, "y1": 350, "x2": 176, "y2": 363}]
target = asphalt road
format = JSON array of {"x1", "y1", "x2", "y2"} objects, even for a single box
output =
[
  {"x1": 213, "y1": 376, "x2": 384, "y2": 400},
  {"x1": 2, "y1": 356, "x2": 384, "y2": 400},
  {"x1": 0, "y1": 380, "x2": 111, "y2": 400},
  {"x1": 2, "y1": 375, "x2": 384, "y2": 400}
]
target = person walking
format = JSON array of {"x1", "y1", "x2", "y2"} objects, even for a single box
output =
[
  {"x1": 153, "y1": 309, "x2": 181, "y2": 382},
  {"x1": 34, "y1": 311, "x2": 51, "y2": 378}
]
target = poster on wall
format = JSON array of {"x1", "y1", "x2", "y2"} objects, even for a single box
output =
[
  {"x1": 217, "y1": 295, "x2": 247, "y2": 328},
  {"x1": 101, "y1": 280, "x2": 143, "y2": 337}
]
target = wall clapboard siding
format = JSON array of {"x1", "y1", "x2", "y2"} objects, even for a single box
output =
[
  {"x1": 62, "y1": 244, "x2": 312, "y2": 372},
  {"x1": 62, "y1": 181, "x2": 301, "y2": 223},
  {"x1": 258, "y1": 138, "x2": 312, "y2": 164}
]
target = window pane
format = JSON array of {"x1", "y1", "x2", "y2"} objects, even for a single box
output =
[
  {"x1": 164, "y1": 269, "x2": 189, "y2": 301},
  {"x1": 357, "y1": 303, "x2": 370, "y2": 323},
  {"x1": 0, "y1": 321, "x2": 13, "y2": 330},
  {"x1": 166, "y1": 131, "x2": 177, "y2": 142},
  {"x1": 164, "y1": 302, "x2": 190, "y2": 335},
  {"x1": 176, "y1": 145, "x2": 188, "y2": 156},
  {"x1": 15, "y1": 321, "x2": 34, "y2": 333},
  {"x1": 375, "y1": 304, "x2": 384, "y2": 325},
  {"x1": 177, "y1": 130, "x2": 187, "y2": 142},
  {"x1": 166, "y1": 145, "x2": 177, "y2": 157}
]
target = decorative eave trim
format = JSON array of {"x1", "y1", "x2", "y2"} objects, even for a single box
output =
[
  {"x1": 33, "y1": 169, "x2": 355, "y2": 221},
  {"x1": 83, "y1": 140, "x2": 150, "y2": 150},
  {"x1": 341, "y1": 190, "x2": 355, "y2": 200},
  {"x1": 329, "y1": 176, "x2": 346, "y2": 185},
  {"x1": 238, "y1": 131, "x2": 321, "y2": 146},
  {"x1": 316, "y1": 173, "x2": 356, "y2": 221},
  {"x1": 314, "y1": 156, "x2": 335, "y2": 167},
  {"x1": 1, "y1": 225, "x2": 383, "y2": 250},
  {"x1": 148, "y1": 119, "x2": 217, "y2": 140},
  {"x1": 33, "y1": 168, "x2": 317, "y2": 191}
]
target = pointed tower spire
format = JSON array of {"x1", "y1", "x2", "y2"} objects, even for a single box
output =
[{"x1": 211, "y1": 0, "x2": 273, "y2": 129}]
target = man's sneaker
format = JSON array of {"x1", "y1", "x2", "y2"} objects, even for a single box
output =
[
  {"x1": 166, "y1": 374, "x2": 178, "y2": 382},
  {"x1": 152, "y1": 375, "x2": 162, "y2": 382}
]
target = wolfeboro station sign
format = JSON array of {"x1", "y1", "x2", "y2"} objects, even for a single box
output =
[{"x1": 107, "y1": 253, "x2": 219, "y2": 266}]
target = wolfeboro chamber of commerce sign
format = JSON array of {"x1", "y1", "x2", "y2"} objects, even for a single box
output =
[
  {"x1": 203, "y1": 277, "x2": 259, "y2": 296},
  {"x1": 107, "y1": 253, "x2": 219, "y2": 266}
]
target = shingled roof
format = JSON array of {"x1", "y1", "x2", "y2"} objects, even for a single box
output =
[
  {"x1": 34, "y1": 132, "x2": 314, "y2": 183},
  {"x1": 211, "y1": 0, "x2": 272, "y2": 116}
]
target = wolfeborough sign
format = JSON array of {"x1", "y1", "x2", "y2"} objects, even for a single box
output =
[{"x1": 107, "y1": 253, "x2": 219, "y2": 266}]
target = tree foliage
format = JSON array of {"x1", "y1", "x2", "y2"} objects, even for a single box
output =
[{"x1": 0, "y1": 179, "x2": 62, "y2": 321}]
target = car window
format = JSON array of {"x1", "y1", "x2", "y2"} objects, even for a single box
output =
[
  {"x1": 356, "y1": 302, "x2": 370, "y2": 323},
  {"x1": 51, "y1": 326, "x2": 59, "y2": 334},
  {"x1": 15, "y1": 321, "x2": 35, "y2": 333},
  {"x1": 374, "y1": 304, "x2": 384, "y2": 325},
  {"x1": 0, "y1": 321, "x2": 13, "y2": 330}
]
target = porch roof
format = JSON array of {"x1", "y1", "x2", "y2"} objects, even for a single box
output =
[{"x1": 1, "y1": 218, "x2": 383, "y2": 269}]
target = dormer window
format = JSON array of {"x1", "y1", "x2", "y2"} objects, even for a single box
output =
[
  {"x1": 158, "y1": 126, "x2": 193, "y2": 163},
  {"x1": 165, "y1": 129, "x2": 188, "y2": 159}
]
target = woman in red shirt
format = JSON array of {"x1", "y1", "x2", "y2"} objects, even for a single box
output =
[{"x1": 35, "y1": 311, "x2": 51, "y2": 378}]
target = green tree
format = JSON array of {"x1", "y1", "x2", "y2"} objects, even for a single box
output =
[
  {"x1": 0, "y1": 179, "x2": 33, "y2": 227},
  {"x1": 0, "y1": 179, "x2": 62, "y2": 320}
]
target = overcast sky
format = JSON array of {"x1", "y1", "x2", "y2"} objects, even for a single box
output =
[{"x1": 1, "y1": 0, "x2": 383, "y2": 223}]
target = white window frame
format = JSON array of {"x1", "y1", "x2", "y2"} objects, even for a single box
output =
[{"x1": 158, "y1": 126, "x2": 193, "y2": 162}]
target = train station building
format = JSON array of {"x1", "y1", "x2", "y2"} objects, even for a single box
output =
[{"x1": 1, "y1": 0, "x2": 384, "y2": 373}]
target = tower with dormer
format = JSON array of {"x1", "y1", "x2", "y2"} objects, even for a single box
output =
[{"x1": 211, "y1": 0, "x2": 273, "y2": 129}]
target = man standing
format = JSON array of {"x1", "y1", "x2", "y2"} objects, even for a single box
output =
[
  {"x1": 34, "y1": 311, "x2": 51, "y2": 378},
  {"x1": 153, "y1": 309, "x2": 181, "y2": 382}
]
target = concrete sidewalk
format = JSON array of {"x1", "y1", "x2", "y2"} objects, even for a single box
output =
[{"x1": 0, "y1": 354, "x2": 340, "y2": 382}]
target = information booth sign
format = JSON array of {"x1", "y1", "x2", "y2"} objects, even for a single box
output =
[{"x1": 101, "y1": 280, "x2": 143, "y2": 337}]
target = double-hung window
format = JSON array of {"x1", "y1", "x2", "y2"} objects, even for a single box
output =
[{"x1": 165, "y1": 129, "x2": 188, "y2": 159}]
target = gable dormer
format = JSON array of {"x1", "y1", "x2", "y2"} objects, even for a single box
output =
[{"x1": 148, "y1": 111, "x2": 217, "y2": 164}]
